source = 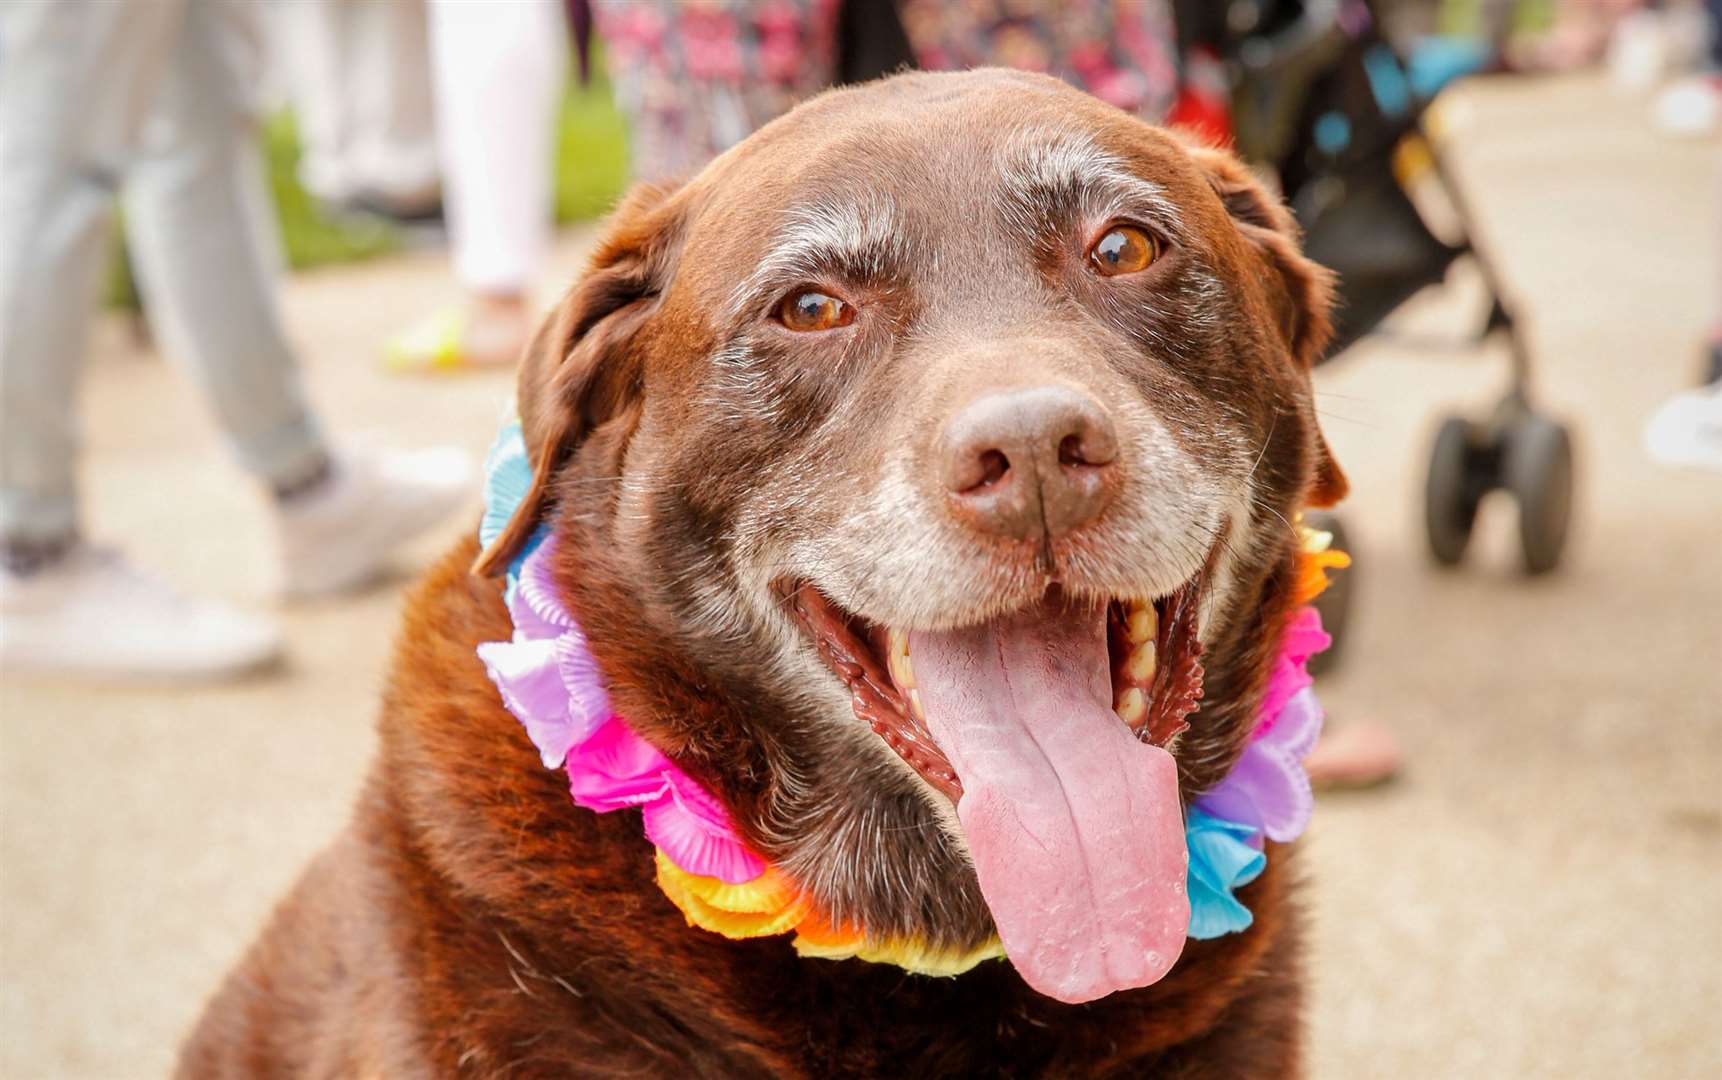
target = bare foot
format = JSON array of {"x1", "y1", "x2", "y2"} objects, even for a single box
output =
[
  {"x1": 1305, "y1": 721, "x2": 1402, "y2": 790},
  {"x1": 462, "y1": 292, "x2": 532, "y2": 367}
]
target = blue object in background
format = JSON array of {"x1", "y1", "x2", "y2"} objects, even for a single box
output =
[
  {"x1": 1314, "y1": 111, "x2": 1353, "y2": 156},
  {"x1": 1407, "y1": 36, "x2": 1490, "y2": 99},
  {"x1": 1362, "y1": 43, "x2": 1413, "y2": 118}
]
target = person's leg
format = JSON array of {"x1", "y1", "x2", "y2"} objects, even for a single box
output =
[
  {"x1": 347, "y1": 0, "x2": 440, "y2": 213},
  {"x1": 388, "y1": 0, "x2": 566, "y2": 371},
  {"x1": 0, "y1": 0, "x2": 284, "y2": 678},
  {"x1": 125, "y1": 0, "x2": 475, "y2": 599},
  {"x1": 273, "y1": 0, "x2": 359, "y2": 205},
  {"x1": 427, "y1": 0, "x2": 564, "y2": 300},
  {"x1": 1643, "y1": 141, "x2": 1722, "y2": 473},
  {"x1": 0, "y1": 0, "x2": 183, "y2": 551},
  {"x1": 122, "y1": 0, "x2": 333, "y2": 495}
]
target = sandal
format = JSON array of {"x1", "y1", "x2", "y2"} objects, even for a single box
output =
[
  {"x1": 385, "y1": 304, "x2": 527, "y2": 373},
  {"x1": 1305, "y1": 720, "x2": 1403, "y2": 791}
]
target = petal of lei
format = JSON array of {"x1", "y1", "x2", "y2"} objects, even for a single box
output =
[
  {"x1": 477, "y1": 637, "x2": 581, "y2": 769},
  {"x1": 642, "y1": 793, "x2": 766, "y2": 884}
]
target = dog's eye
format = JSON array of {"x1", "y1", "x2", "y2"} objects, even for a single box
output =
[
  {"x1": 777, "y1": 290, "x2": 854, "y2": 332},
  {"x1": 1088, "y1": 225, "x2": 1159, "y2": 276}
]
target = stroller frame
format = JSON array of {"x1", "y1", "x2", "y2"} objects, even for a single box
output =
[{"x1": 1202, "y1": 0, "x2": 1575, "y2": 582}]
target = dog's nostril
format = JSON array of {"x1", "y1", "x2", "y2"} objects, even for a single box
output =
[
  {"x1": 1059, "y1": 420, "x2": 1119, "y2": 470},
  {"x1": 1059, "y1": 434, "x2": 1096, "y2": 468},
  {"x1": 975, "y1": 449, "x2": 1010, "y2": 489}
]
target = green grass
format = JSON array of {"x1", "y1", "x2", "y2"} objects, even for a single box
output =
[
  {"x1": 554, "y1": 70, "x2": 631, "y2": 224},
  {"x1": 110, "y1": 67, "x2": 630, "y2": 307}
]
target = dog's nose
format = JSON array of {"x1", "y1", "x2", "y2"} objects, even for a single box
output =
[{"x1": 940, "y1": 386, "x2": 1119, "y2": 540}]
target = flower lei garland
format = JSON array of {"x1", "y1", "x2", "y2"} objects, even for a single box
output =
[{"x1": 476, "y1": 421, "x2": 1347, "y2": 975}]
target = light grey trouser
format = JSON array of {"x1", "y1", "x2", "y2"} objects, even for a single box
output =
[{"x1": 0, "y1": 0, "x2": 326, "y2": 543}]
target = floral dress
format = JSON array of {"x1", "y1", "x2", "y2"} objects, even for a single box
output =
[
  {"x1": 899, "y1": 0, "x2": 1178, "y2": 120},
  {"x1": 592, "y1": 0, "x2": 1178, "y2": 183},
  {"x1": 592, "y1": 0, "x2": 844, "y2": 182}
]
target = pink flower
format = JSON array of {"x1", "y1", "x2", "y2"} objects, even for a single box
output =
[
  {"x1": 1196, "y1": 687, "x2": 1324, "y2": 845},
  {"x1": 1254, "y1": 607, "x2": 1330, "y2": 739},
  {"x1": 479, "y1": 536, "x2": 766, "y2": 885}
]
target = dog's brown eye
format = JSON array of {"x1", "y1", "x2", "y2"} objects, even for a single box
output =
[
  {"x1": 778, "y1": 290, "x2": 854, "y2": 332},
  {"x1": 1089, "y1": 225, "x2": 1158, "y2": 276}
]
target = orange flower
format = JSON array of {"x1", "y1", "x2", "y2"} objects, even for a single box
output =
[
  {"x1": 790, "y1": 910, "x2": 1004, "y2": 977},
  {"x1": 1294, "y1": 522, "x2": 1350, "y2": 605},
  {"x1": 1295, "y1": 548, "x2": 1350, "y2": 605}
]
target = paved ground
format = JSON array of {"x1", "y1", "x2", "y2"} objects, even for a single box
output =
[{"x1": 3, "y1": 74, "x2": 1718, "y2": 1078}]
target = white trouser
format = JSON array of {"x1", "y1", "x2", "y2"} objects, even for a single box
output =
[
  {"x1": 274, "y1": 0, "x2": 440, "y2": 207},
  {"x1": 426, "y1": 0, "x2": 567, "y2": 296},
  {"x1": 0, "y1": 0, "x2": 327, "y2": 542}
]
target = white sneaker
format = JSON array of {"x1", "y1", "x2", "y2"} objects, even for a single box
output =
[
  {"x1": 1651, "y1": 76, "x2": 1720, "y2": 140},
  {"x1": 275, "y1": 446, "x2": 474, "y2": 599},
  {"x1": 0, "y1": 546, "x2": 283, "y2": 680},
  {"x1": 1645, "y1": 382, "x2": 1722, "y2": 474}
]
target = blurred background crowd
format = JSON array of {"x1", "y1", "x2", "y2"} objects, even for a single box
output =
[{"x1": 1, "y1": 1, "x2": 1717, "y2": 1077}]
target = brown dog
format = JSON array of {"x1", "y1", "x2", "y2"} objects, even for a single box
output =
[{"x1": 180, "y1": 69, "x2": 1345, "y2": 1077}]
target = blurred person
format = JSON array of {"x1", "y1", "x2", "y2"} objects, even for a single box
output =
[
  {"x1": 385, "y1": 0, "x2": 569, "y2": 371},
  {"x1": 897, "y1": 0, "x2": 1180, "y2": 119},
  {"x1": 592, "y1": 0, "x2": 843, "y2": 183},
  {"x1": 273, "y1": 0, "x2": 442, "y2": 220},
  {"x1": 0, "y1": 0, "x2": 472, "y2": 680},
  {"x1": 590, "y1": 0, "x2": 1183, "y2": 182},
  {"x1": 1643, "y1": 0, "x2": 1721, "y2": 472}
]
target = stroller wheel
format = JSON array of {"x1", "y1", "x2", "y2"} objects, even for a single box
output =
[
  {"x1": 1424, "y1": 416, "x2": 1485, "y2": 566},
  {"x1": 1303, "y1": 510, "x2": 1352, "y2": 677},
  {"x1": 1505, "y1": 412, "x2": 1574, "y2": 575}
]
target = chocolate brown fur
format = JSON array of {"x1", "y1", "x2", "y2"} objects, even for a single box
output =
[{"x1": 181, "y1": 70, "x2": 1342, "y2": 1077}]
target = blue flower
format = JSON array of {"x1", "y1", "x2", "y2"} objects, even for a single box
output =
[
  {"x1": 1185, "y1": 809, "x2": 1267, "y2": 940},
  {"x1": 479, "y1": 419, "x2": 546, "y2": 597}
]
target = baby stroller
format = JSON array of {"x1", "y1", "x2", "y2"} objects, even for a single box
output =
[{"x1": 1179, "y1": 0, "x2": 1577, "y2": 585}]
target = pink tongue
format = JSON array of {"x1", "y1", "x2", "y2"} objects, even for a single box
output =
[{"x1": 910, "y1": 595, "x2": 1188, "y2": 1004}]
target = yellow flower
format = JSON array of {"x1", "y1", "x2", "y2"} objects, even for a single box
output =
[{"x1": 654, "y1": 852, "x2": 813, "y2": 939}]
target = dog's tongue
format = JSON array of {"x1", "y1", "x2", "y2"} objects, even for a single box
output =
[{"x1": 909, "y1": 595, "x2": 1188, "y2": 1004}]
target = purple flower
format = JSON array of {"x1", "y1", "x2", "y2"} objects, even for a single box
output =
[{"x1": 1196, "y1": 687, "x2": 1324, "y2": 844}]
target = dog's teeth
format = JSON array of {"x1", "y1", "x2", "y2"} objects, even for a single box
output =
[
  {"x1": 1126, "y1": 605, "x2": 1158, "y2": 645},
  {"x1": 1300, "y1": 526, "x2": 1334, "y2": 552},
  {"x1": 887, "y1": 628, "x2": 916, "y2": 689},
  {"x1": 908, "y1": 688, "x2": 925, "y2": 721},
  {"x1": 1124, "y1": 641, "x2": 1157, "y2": 683},
  {"x1": 1114, "y1": 687, "x2": 1146, "y2": 727}
]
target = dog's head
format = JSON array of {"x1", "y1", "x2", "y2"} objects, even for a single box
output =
[{"x1": 478, "y1": 70, "x2": 1344, "y2": 1005}]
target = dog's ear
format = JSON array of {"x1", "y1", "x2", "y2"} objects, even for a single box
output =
[
  {"x1": 1184, "y1": 141, "x2": 1348, "y2": 506},
  {"x1": 1183, "y1": 141, "x2": 1334, "y2": 369},
  {"x1": 472, "y1": 182, "x2": 685, "y2": 577}
]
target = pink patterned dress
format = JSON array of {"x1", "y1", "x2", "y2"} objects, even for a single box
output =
[{"x1": 593, "y1": 0, "x2": 1178, "y2": 183}]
